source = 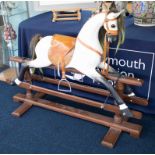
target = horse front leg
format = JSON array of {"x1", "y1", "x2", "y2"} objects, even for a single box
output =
[
  {"x1": 98, "y1": 62, "x2": 135, "y2": 97},
  {"x1": 91, "y1": 69, "x2": 133, "y2": 117}
]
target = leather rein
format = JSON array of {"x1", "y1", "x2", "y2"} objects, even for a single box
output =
[{"x1": 77, "y1": 12, "x2": 119, "y2": 75}]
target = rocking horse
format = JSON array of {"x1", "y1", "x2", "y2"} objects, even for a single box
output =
[
  {"x1": 10, "y1": 3, "x2": 149, "y2": 148},
  {"x1": 15, "y1": 8, "x2": 133, "y2": 117}
]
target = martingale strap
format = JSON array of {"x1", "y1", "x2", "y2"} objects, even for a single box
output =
[
  {"x1": 77, "y1": 35, "x2": 110, "y2": 75},
  {"x1": 55, "y1": 34, "x2": 110, "y2": 78}
]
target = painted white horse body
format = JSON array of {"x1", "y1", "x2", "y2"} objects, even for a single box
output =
[
  {"x1": 27, "y1": 12, "x2": 119, "y2": 78},
  {"x1": 15, "y1": 10, "x2": 133, "y2": 117}
]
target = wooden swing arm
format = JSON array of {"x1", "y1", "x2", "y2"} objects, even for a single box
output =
[
  {"x1": 101, "y1": 71, "x2": 144, "y2": 86},
  {"x1": 10, "y1": 56, "x2": 144, "y2": 86}
]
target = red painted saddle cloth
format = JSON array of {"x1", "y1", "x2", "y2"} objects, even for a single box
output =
[{"x1": 48, "y1": 34, "x2": 76, "y2": 67}]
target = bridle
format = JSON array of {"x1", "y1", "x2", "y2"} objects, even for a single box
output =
[
  {"x1": 103, "y1": 13, "x2": 120, "y2": 74},
  {"x1": 77, "y1": 11, "x2": 120, "y2": 75}
]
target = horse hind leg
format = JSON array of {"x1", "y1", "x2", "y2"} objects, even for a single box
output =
[
  {"x1": 15, "y1": 58, "x2": 52, "y2": 85},
  {"x1": 82, "y1": 69, "x2": 133, "y2": 117},
  {"x1": 15, "y1": 63, "x2": 29, "y2": 85}
]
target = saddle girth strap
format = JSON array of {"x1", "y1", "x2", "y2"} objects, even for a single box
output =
[{"x1": 61, "y1": 46, "x2": 75, "y2": 79}]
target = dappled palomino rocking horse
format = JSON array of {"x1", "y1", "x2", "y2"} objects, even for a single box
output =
[{"x1": 10, "y1": 4, "x2": 149, "y2": 148}]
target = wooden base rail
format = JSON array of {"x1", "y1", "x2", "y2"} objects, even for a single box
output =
[{"x1": 12, "y1": 93, "x2": 142, "y2": 148}]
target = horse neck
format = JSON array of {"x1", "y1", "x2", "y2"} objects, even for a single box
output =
[{"x1": 77, "y1": 12, "x2": 106, "y2": 54}]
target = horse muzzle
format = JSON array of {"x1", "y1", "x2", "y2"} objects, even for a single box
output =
[
  {"x1": 107, "y1": 35, "x2": 117, "y2": 42},
  {"x1": 106, "y1": 30, "x2": 118, "y2": 36}
]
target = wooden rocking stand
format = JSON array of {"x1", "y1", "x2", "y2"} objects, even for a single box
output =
[{"x1": 10, "y1": 56, "x2": 149, "y2": 148}]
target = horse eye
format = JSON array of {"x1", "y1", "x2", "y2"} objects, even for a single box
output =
[{"x1": 111, "y1": 24, "x2": 116, "y2": 28}]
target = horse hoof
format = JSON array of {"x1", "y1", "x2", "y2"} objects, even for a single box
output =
[
  {"x1": 15, "y1": 78, "x2": 21, "y2": 85},
  {"x1": 121, "y1": 108, "x2": 133, "y2": 118},
  {"x1": 127, "y1": 92, "x2": 135, "y2": 97},
  {"x1": 125, "y1": 85, "x2": 135, "y2": 97}
]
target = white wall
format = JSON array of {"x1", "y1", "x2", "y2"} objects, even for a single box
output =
[{"x1": 28, "y1": 1, "x2": 45, "y2": 17}]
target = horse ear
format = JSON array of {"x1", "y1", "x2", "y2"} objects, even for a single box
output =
[
  {"x1": 113, "y1": 9, "x2": 125, "y2": 18},
  {"x1": 102, "y1": 2, "x2": 108, "y2": 11},
  {"x1": 109, "y1": 2, "x2": 117, "y2": 12},
  {"x1": 98, "y1": 2, "x2": 108, "y2": 13}
]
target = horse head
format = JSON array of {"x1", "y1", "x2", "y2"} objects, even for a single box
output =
[
  {"x1": 99, "y1": 9, "x2": 125, "y2": 51},
  {"x1": 104, "y1": 10, "x2": 125, "y2": 37},
  {"x1": 97, "y1": 1, "x2": 125, "y2": 38}
]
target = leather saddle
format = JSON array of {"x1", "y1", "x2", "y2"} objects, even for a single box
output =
[
  {"x1": 48, "y1": 34, "x2": 76, "y2": 68},
  {"x1": 48, "y1": 34, "x2": 76, "y2": 92}
]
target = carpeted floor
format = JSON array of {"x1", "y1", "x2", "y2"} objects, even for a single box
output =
[{"x1": 0, "y1": 81, "x2": 155, "y2": 153}]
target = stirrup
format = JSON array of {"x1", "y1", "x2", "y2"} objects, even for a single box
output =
[{"x1": 58, "y1": 78, "x2": 72, "y2": 92}]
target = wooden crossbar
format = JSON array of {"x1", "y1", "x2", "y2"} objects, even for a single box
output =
[{"x1": 31, "y1": 74, "x2": 148, "y2": 106}]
